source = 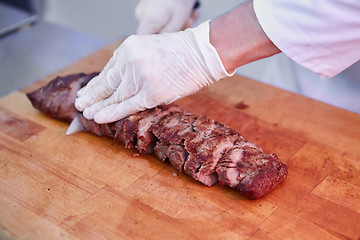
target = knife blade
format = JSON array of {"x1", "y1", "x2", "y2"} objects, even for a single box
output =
[{"x1": 66, "y1": 115, "x2": 85, "y2": 135}]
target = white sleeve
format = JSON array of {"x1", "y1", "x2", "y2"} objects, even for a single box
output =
[{"x1": 253, "y1": 0, "x2": 360, "y2": 77}]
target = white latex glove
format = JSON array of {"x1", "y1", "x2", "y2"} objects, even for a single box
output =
[
  {"x1": 75, "y1": 21, "x2": 234, "y2": 124},
  {"x1": 135, "y1": 0, "x2": 200, "y2": 34}
]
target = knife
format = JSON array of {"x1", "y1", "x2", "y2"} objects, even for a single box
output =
[{"x1": 66, "y1": 115, "x2": 85, "y2": 135}]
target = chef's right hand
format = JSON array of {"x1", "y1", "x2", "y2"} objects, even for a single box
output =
[{"x1": 135, "y1": 0, "x2": 200, "y2": 35}]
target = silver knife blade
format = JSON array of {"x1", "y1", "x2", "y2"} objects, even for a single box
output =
[{"x1": 66, "y1": 115, "x2": 85, "y2": 135}]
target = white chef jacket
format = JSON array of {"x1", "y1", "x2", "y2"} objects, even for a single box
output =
[
  {"x1": 251, "y1": 0, "x2": 360, "y2": 113},
  {"x1": 253, "y1": 0, "x2": 360, "y2": 78}
]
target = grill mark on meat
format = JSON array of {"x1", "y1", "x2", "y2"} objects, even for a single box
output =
[{"x1": 27, "y1": 72, "x2": 288, "y2": 199}]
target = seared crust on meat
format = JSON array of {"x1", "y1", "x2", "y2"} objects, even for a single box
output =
[
  {"x1": 151, "y1": 114, "x2": 242, "y2": 187},
  {"x1": 27, "y1": 73, "x2": 288, "y2": 199},
  {"x1": 26, "y1": 72, "x2": 99, "y2": 123},
  {"x1": 216, "y1": 142, "x2": 288, "y2": 199}
]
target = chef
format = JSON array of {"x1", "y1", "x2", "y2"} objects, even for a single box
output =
[{"x1": 75, "y1": 0, "x2": 360, "y2": 124}]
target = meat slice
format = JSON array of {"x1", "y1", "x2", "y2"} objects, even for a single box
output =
[
  {"x1": 78, "y1": 114, "x2": 103, "y2": 136},
  {"x1": 184, "y1": 134, "x2": 237, "y2": 186},
  {"x1": 78, "y1": 114, "x2": 115, "y2": 138},
  {"x1": 114, "y1": 117, "x2": 137, "y2": 148},
  {"x1": 26, "y1": 72, "x2": 99, "y2": 123},
  {"x1": 153, "y1": 141, "x2": 169, "y2": 162},
  {"x1": 100, "y1": 122, "x2": 116, "y2": 138},
  {"x1": 216, "y1": 140, "x2": 288, "y2": 199},
  {"x1": 152, "y1": 114, "x2": 240, "y2": 186},
  {"x1": 151, "y1": 112, "x2": 198, "y2": 145},
  {"x1": 183, "y1": 122, "x2": 240, "y2": 186},
  {"x1": 136, "y1": 105, "x2": 182, "y2": 153},
  {"x1": 154, "y1": 142, "x2": 188, "y2": 172},
  {"x1": 113, "y1": 105, "x2": 182, "y2": 152}
]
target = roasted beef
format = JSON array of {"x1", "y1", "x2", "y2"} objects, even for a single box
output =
[
  {"x1": 26, "y1": 72, "x2": 288, "y2": 199},
  {"x1": 151, "y1": 113, "x2": 241, "y2": 186},
  {"x1": 27, "y1": 72, "x2": 99, "y2": 123},
  {"x1": 216, "y1": 141, "x2": 288, "y2": 199}
]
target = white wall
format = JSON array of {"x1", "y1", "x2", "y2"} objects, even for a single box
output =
[
  {"x1": 43, "y1": 0, "x2": 241, "y2": 42},
  {"x1": 42, "y1": 0, "x2": 267, "y2": 80}
]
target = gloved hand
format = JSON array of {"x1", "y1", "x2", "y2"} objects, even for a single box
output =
[
  {"x1": 135, "y1": 0, "x2": 200, "y2": 34},
  {"x1": 75, "y1": 21, "x2": 234, "y2": 124}
]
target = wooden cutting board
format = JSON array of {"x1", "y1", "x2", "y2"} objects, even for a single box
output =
[{"x1": 0, "y1": 40, "x2": 359, "y2": 240}]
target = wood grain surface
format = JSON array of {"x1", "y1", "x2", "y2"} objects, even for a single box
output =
[{"x1": 0, "y1": 39, "x2": 359, "y2": 240}]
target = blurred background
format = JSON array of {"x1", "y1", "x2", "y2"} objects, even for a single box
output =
[
  {"x1": 2, "y1": 0, "x2": 358, "y2": 114},
  {"x1": 0, "y1": 0, "x2": 270, "y2": 97}
]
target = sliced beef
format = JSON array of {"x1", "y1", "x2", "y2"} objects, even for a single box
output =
[
  {"x1": 136, "y1": 105, "x2": 182, "y2": 153},
  {"x1": 183, "y1": 134, "x2": 237, "y2": 186},
  {"x1": 152, "y1": 113, "x2": 240, "y2": 187},
  {"x1": 100, "y1": 122, "x2": 116, "y2": 138},
  {"x1": 27, "y1": 72, "x2": 288, "y2": 199},
  {"x1": 114, "y1": 115, "x2": 140, "y2": 149},
  {"x1": 151, "y1": 112, "x2": 198, "y2": 145},
  {"x1": 78, "y1": 114, "x2": 115, "y2": 138},
  {"x1": 78, "y1": 114, "x2": 103, "y2": 136},
  {"x1": 154, "y1": 142, "x2": 188, "y2": 172},
  {"x1": 153, "y1": 141, "x2": 170, "y2": 162},
  {"x1": 112, "y1": 110, "x2": 153, "y2": 149},
  {"x1": 183, "y1": 118, "x2": 241, "y2": 185},
  {"x1": 216, "y1": 141, "x2": 288, "y2": 199},
  {"x1": 112, "y1": 105, "x2": 182, "y2": 152}
]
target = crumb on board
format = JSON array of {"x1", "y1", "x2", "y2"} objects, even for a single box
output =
[
  {"x1": 132, "y1": 153, "x2": 140, "y2": 157},
  {"x1": 235, "y1": 101, "x2": 249, "y2": 109},
  {"x1": 172, "y1": 172, "x2": 178, "y2": 177}
]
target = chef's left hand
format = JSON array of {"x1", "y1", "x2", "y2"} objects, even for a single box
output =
[{"x1": 75, "y1": 21, "x2": 233, "y2": 124}]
